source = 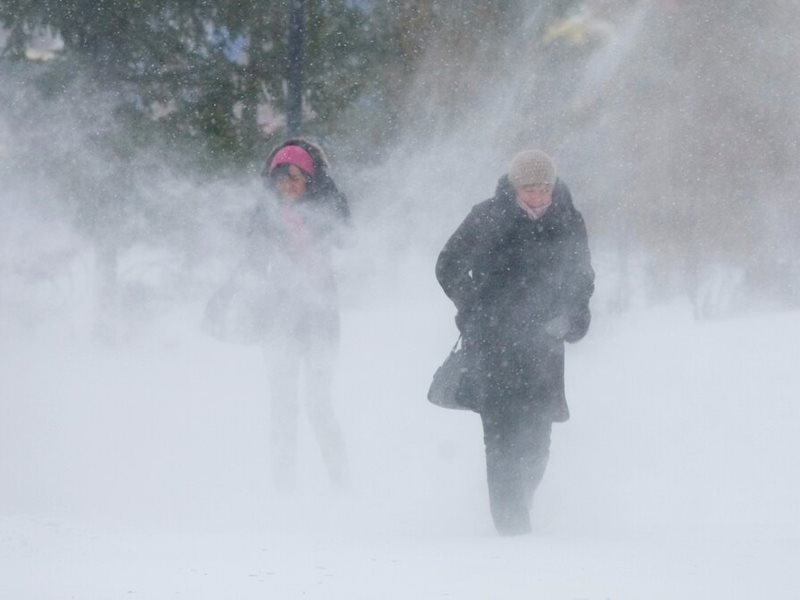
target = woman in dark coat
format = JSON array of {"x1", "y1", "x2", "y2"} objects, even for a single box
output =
[
  {"x1": 436, "y1": 150, "x2": 594, "y2": 534},
  {"x1": 249, "y1": 138, "x2": 351, "y2": 490}
]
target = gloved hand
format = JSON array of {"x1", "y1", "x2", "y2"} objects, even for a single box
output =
[{"x1": 543, "y1": 314, "x2": 571, "y2": 340}]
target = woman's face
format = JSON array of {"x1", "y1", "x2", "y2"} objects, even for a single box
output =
[
  {"x1": 514, "y1": 183, "x2": 552, "y2": 212},
  {"x1": 274, "y1": 164, "x2": 308, "y2": 200}
]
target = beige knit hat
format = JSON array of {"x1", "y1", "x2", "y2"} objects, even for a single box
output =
[{"x1": 508, "y1": 150, "x2": 557, "y2": 187}]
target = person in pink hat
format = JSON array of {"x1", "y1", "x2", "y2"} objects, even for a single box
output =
[{"x1": 248, "y1": 138, "x2": 352, "y2": 490}]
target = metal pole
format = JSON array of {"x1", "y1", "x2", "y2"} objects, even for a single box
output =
[{"x1": 287, "y1": 0, "x2": 305, "y2": 136}]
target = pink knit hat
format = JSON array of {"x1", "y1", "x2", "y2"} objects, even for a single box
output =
[{"x1": 269, "y1": 145, "x2": 315, "y2": 176}]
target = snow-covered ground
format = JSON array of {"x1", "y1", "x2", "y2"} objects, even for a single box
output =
[{"x1": 1, "y1": 266, "x2": 799, "y2": 599}]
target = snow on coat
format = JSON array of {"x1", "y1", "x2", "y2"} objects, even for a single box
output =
[{"x1": 436, "y1": 176, "x2": 594, "y2": 420}]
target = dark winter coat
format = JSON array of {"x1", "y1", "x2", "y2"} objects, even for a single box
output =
[
  {"x1": 247, "y1": 140, "x2": 351, "y2": 347},
  {"x1": 435, "y1": 176, "x2": 594, "y2": 421}
]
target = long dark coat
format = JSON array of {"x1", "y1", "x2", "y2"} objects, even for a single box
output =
[{"x1": 435, "y1": 176, "x2": 594, "y2": 421}]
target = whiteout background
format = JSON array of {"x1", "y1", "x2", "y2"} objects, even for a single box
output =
[
  {"x1": 2, "y1": 2, "x2": 800, "y2": 597},
  {"x1": 1, "y1": 236, "x2": 799, "y2": 598}
]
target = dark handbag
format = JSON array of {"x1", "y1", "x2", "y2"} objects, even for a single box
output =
[
  {"x1": 202, "y1": 268, "x2": 271, "y2": 345},
  {"x1": 427, "y1": 336, "x2": 471, "y2": 410}
]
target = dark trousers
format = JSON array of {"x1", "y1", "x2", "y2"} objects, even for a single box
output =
[{"x1": 480, "y1": 404, "x2": 552, "y2": 535}]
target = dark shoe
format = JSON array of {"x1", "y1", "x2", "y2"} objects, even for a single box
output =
[
  {"x1": 493, "y1": 510, "x2": 532, "y2": 536},
  {"x1": 496, "y1": 522, "x2": 532, "y2": 536}
]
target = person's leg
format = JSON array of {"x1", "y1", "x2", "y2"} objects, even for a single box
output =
[
  {"x1": 481, "y1": 404, "x2": 552, "y2": 535},
  {"x1": 481, "y1": 407, "x2": 531, "y2": 535},
  {"x1": 517, "y1": 405, "x2": 552, "y2": 510},
  {"x1": 304, "y1": 331, "x2": 348, "y2": 487},
  {"x1": 266, "y1": 342, "x2": 301, "y2": 491}
]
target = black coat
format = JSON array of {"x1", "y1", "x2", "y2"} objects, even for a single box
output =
[{"x1": 436, "y1": 176, "x2": 594, "y2": 420}]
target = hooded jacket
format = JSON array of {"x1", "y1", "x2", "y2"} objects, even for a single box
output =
[
  {"x1": 247, "y1": 139, "x2": 352, "y2": 344},
  {"x1": 436, "y1": 176, "x2": 594, "y2": 419}
]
